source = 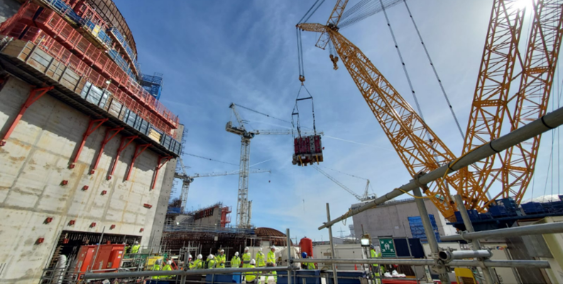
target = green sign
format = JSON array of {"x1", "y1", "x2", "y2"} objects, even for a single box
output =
[{"x1": 379, "y1": 238, "x2": 396, "y2": 258}]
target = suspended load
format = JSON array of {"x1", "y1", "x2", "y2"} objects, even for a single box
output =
[{"x1": 292, "y1": 84, "x2": 323, "y2": 166}]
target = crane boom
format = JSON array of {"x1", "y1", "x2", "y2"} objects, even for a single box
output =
[
  {"x1": 298, "y1": 23, "x2": 461, "y2": 218},
  {"x1": 460, "y1": 0, "x2": 525, "y2": 209},
  {"x1": 313, "y1": 165, "x2": 364, "y2": 201},
  {"x1": 174, "y1": 155, "x2": 269, "y2": 213},
  {"x1": 315, "y1": 0, "x2": 350, "y2": 49}
]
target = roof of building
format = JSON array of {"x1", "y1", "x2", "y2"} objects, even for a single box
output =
[{"x1": 255, "y1": 227, "x2": 286, "y2": 237}]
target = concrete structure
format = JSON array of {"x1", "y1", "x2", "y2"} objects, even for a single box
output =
[
  {"x1": 0, "y1": 0, "x2": 181, "y2": 282},
  {"x1": 351, "y1": 198, "x2": 456, "y2": 245}
]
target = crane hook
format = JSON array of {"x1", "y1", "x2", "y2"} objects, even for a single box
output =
[{"x1": 330, "y1": 54, "x2": 339, "y2": 70}]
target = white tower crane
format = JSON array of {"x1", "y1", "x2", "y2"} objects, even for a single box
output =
[
  {"x1": 312, "y1": 165, "x2": 375, "y2": 202},
  {"x1": 175, "y1": 156, "x2": 270, "y2": 213},
  {"x1": 226, "y1": 103, "x2": 323, "y2": 228}
]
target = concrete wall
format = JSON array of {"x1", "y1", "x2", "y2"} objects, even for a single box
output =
[
  {"x1": 0, "y1": 76, "x2": 176, "y2": 283},
  {"x1": 148, "y1": 125, "x2": 183, "y2": 252},
  {"x1": 351, "y1": 199, "x2": 456, "y2": 244}
]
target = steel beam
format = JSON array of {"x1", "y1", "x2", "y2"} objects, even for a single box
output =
[
  {"x1": 1, "y1": 86, "x2": 53, "y2": 146},
  {"x1": 151, "y1": 155, "x2": 172, "y2": 189},
  {"x1": 91, "y1": 127, "x2": 123, "y2": 174},
  {"x1": 319, "y1": 105, "x2": 563, "y2": 230},
  {"x1": 441, "y1": 222, "x2": 563, "y2": 242},
  {"x1": 125, "y1": 143, "x2": 151, "y2": 181},
  {"x1": 69, "y1": 118, "x2": 108, "y2": 169},
  {"x1": 83, "y1": 266, "x2": 290, "y2": 279},
  {"x1": 107, "y1": 135, "x2": 137, "y2": 180}
]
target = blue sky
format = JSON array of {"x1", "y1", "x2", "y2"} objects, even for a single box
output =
[{"x1": 115, "y1": 0, "x2": 561, "y2": 241}]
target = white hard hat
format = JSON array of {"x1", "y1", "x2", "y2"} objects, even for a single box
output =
[
  {"x1": 270, "y1": 245, "x2": 276, "y2": 249},
  {"x1": 259, "y1": 247, "x2": 263, "y2": 252},
  {"x1": 245, "y1": 247, "x2": 249, "y2": 251},
  {"x1": 167, "y1": 260, "x2": 172, "y2": 265},
  {"x1": 189, "y1": 254, "x2": 193, "y2": 259},
  {"x1": 198, "y1": 254, "x2": 202, "y2": 259},
  {"x1": 235, "y1": 252, "x2": 239, "y2": 256},
  {"x1": 250, "y1": 259, "x2": 256, "y2": 265},
  {"x1": 134, "y1": 241, "x2": 139, "y2": 244},
  {"x1": 210, "y1": 254, "x2": 215, "y2": 259},
  {"x1": 220, "y1": 249, "x2": 224, "y2": 253}
]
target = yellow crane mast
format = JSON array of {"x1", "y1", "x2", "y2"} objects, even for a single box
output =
[
  {"x1": 461, "y1": 0, "x2": 563, "y2": 211},
  {"x1": 298, "y1": 0, "x2": 462, "y2": 219}
]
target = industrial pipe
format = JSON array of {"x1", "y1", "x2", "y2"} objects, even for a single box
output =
[
  {"x1": 440, "y1": 222, "x2": 563, "y2": 242},
  {"x1": 319, "y1": 106, "x2": 563, "y2": 230},
  {"x1": 292, "y1": 258, "x2": 550, "y2": 269},
  {"x1": 439, "y1": 250, "x2": 492, "y2": 262},
  {"x1": 83, "y1": 266, "x2": 290, "y2": 279}
]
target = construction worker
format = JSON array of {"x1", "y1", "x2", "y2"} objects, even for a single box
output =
[
  {"x1": 160, "y1": 260, "x2": 175, "y2": 279},
  {"x1": 231, "y1": 252, "x2": 241, "y2": 268},
  {"x1": 301, "y1": 252, "x2": 315, "y2": 270},
  {"x1": 207, "y1": 254, "x2": 217, "y2": 269},
  {"x1": 152, "y1": 259, "x2": 162, "y2": 279},
  {"x1": 256, "y1": 247, "x2": 266, "y2": 268},
  {"x1": 266, "y1": 246, "x2": 277, "y2": 283},
  {"x1": 216, "y1": 249, "x2": 226, "y2": 268},
  {"x1": 124, "y1": 242, "x2": 130, "y2": 254},
  {"x1": 370, "y1": 245, "x2": 383, "y2": 284},
  {"x1": 194, "y1": 254, "x2": 204, "y2": 269},
  {"x1": 130, "y1": 241, "x2": 140, "y2": 254},
  {"x1": 242, "y1": 247, "x2": 251, "y2": 268},
  {"x1": 187, "y1": 254, "x2": 195, "y2": 270},
  {"x1": 244, "y1": 259, "x2": 257, "y2": 283}
]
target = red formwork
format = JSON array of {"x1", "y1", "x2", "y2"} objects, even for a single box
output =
[
  {"x1": 72, "y1": 0, "x2": 106, "y2": 28},
  {"x1": 20, "y1": 26, "x2": 44, "y2": 42},
  {"x1": 5, "y1": 22, "x2": 27, "y2": 38},
  {"x1": 0, "y1": 5, "x2": 179, "y2": 133},
  {"x1": 19, "y1": 3, "x2": 41, "y2": 26}
]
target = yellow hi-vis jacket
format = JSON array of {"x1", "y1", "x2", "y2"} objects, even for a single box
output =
[
  {"x1": 151, "y1": 264, "x2": 161, "y2": 279},
  {"x1": 231, "y1": 256, "x2": 241, "y2": 268},
  {"x1": 194, "y1": 259, "x2": 204, "y2": 269},
  {"x1": 256, "y1": 251, "x2": 266, "y2": 267},
  {"x1": 242, "y1": 252, "x2": 251, "y2": 267},
  {"x1": 244, "y1": 265, "x2": 257, "y2": 282},
  {"x1": 216, "y1": 254, "x2": 226, "y2": 268},
  {"x1": 130, "y1": 244, "x2": 140, "y2": 254}
]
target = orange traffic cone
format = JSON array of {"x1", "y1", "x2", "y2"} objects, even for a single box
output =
[{"x1": 354, "y1": 264, "x2": 358, "y2": 270}]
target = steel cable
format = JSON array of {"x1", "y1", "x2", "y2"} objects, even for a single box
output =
[{"x1": 403, "y1": 0, "x2": 465, "y2": 140}]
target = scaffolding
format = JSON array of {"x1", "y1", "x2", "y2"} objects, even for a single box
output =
[{"x1": 141, "y1": 72, "x2": 163, "y2": 100}]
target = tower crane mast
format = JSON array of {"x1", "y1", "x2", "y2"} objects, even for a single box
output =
[{"x1": 226, "y1": 103, "x2": 321, "y2": 228}]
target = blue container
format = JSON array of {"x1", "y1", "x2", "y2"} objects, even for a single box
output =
[
  {"x1": 206, "y1": 273, "x2": 238, "y2": 284},
  {"x1": 326, "y1": 271, "x2": 365, "y2": 284},
  {"x1": 277, "y1": 270, "x2": 320, "y2": 284}
]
